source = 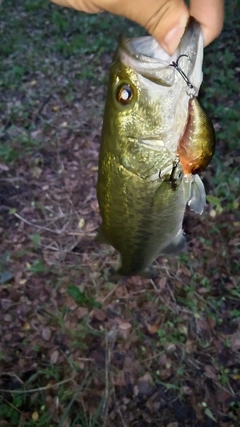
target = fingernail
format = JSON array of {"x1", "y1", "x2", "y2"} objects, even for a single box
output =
[{"x1": 162, "y1": 25, "x2": 186, "y2": 55}]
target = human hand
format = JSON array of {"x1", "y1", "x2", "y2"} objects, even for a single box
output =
[{"x1": 50, "y1": 0, "x2": 224, "y2": 55}]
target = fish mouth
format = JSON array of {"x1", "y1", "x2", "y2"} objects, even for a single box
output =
[{"x1": 119, "y1": 18, "x2": 203, "y2": 88}]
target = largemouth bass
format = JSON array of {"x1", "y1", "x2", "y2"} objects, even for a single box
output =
[{"x1": 97, "y1": 18, "x2": 215, "y2": 276}]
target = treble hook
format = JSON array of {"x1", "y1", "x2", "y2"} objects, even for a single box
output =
[{"x1": 170, "y1": 54, "x2": 194, "y2": 90}]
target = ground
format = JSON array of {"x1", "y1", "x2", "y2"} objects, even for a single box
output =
[{"x1": 0, "y1": 1, "x2": 240, "y2": 426}]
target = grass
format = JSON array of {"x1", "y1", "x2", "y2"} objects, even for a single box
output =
[
  {"x1": 0, "y1": 0, "x2": 143, "y2": 165},
  {"x1": 0, "y1": 0, "x2": 240, "y2": 426}
]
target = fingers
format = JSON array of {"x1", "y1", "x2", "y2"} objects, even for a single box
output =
[
  {"x1": 190, "y1": 0, "x2": 224, "y2": 46},
  {"x1": 89, "y1": 0, "x2": 190, "y2": 56},
  {"x1": 122, "y1": 0, "x2": 190, "y2": 56},
  {"x1": 50, "y1": 0, "x2": 190, "y2": 55},
  {"x1": 50, "y1": 0, "x2": 224, "y2": 53}
]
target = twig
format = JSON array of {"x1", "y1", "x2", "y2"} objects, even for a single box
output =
[
  {"x1": 150, "y1": 279, "x2": 178, "y2": 313},
  {"x1": 1, "y1": 372, "x2": 24, "y2": 385},
  {"x1": 102, "y1": 332, "x2": 110, "y2": 427},
  {"x1": 101, "y1": 285, "x2": 118, "y2": 303},
  {"x1": 102, "y1": 329, "x2": 116, "y2": 427},
  {"x1": 166, "y1": 281, "x2": 177, "y2": 303},
  {"x1": 33, "y1": 94, "x2": 52, "y2": 124},
  {"x1": 0, "y1": 375, "x2": 75, "y2": 394},
  {"x1": 0, "y1": 177, "x2": 27, "y2": 183},
  {"x1": 117, "y1": 405, "x2": 128, "y2": 427},
  {"x1": 141, "y1": 351, "x2": 164, "y2": 363},
  {"x1": 14, "y1": 212, "x2": 69, "y2": 235},
  {"x1": 68, "y1": 231, "x2": 96, "y2": 238},
  {"x1": 3, "y1": 398, "x2": 21, "y2": 413}
]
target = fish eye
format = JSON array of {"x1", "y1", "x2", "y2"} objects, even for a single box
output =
[{"x1": 116, "y1": 83, "x2": 133, "y2": 105}]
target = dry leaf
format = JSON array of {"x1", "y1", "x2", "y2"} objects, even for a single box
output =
[
  {"x1": 32, "y1": 412, "x2": 39, "y2": 421},
  {"x1": 146, "y1": 323, "x2": 159, "y2": 335},
  {"x1": 118, "y1": 321, "x2": 132, "y2": 339},
  {"x1": 231, "y1": 335, "x2": 240, "y2": 351},
  {"x1": 32, "y1": 166, "x2": 42, "y2": 179},
  {"x1": 204, "y1": 365, "x2": 217, "y2": 380},
  {"x1": 78, "y1": 218, "x2": 85, "y2": 229},
  {"x1": 158, "y1": 353, "x2": 167, "y2": 366},
  {"x1": 23, "y1": 322, "x2": 31, "y2": 331},
  {"x1": 180, "y1": 265, "x2": 191, "y2": 276},
  {"x1": 76, "y1": 307, "x2": 89, "y2": 319},
  {"x1": 65, "y1": 295, "x2": 78, "y2": 311},
  {"x1": 185, "y1": 339, "x2": 197, "y2": 354},
  {"x1": 158, "y1": 277, "x2": 167, "y2": 289},
  {"x1": 92, "y1": 308, "x2": 106, "y2": 321},
  {"x1": 42, "y1": 327, "x2": 51, "y2": 341},
  {"x1": 119, "y1": 322, "x2": 131, "y2": 330},
  {"x1": 216, "y1": 390, "x2": 231, "y2": 403},
  {"x1": 50, "y1": 350, "x2": 59, "y2": 364}
]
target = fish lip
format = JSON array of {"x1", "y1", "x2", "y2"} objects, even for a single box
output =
[
  {"x1": 119, "y1": 37, "x2": 173, "y2": 85},
  {"x1": 120, "y1": 18, "x2": 200, "y2": 64}
]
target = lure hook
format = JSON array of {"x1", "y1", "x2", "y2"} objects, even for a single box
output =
[{"x1": 170, "y1": 54, "x2": 195, "y2": 91}]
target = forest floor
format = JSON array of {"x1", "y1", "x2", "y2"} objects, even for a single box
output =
[{"x1": 0, "y1": 1, "x2": 240, "y2": 426}]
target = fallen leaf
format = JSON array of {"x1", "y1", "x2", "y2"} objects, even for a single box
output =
[
  {"x1": 42, "y1": 327, "x2": 51, "y2": 341},
  {"x1": 158, "y1": 354, "x2": 167, "y2": 366},
  {"x1": 119, "y1": 322, "x2": 131, "y2": 330},
  {"x1": 78, "y1": 218, "x2": 85, "y2": 229},
  {"x1": 216, "y1": 390, "x2": 231, "y2": 402},
  {"x1": 118, "y1": 321, "x2": 132, "y2": 339},
  {"x1": 231, "y1": 335, "x2": 240, "y2": 351},
  {"x1": 158, "y1": 277, "x2": 167, "y2": 289},
  {"x1": 92, "y1": 308, "x2": 106, "y2": 321},
  {"x1": 185, "y1": 339, "x2": 197, "y2": 354},
  {"x1": 50, "y1": 350, "x2": 59, "y2": 364},
  {"x1": 23, "y1": 322, "x2": 31, "y2": 331},
  {"x1": 32, "y1": 412, "x2": 39, "y2": 421},
  {"x1": 0, "y1": 271, "x2": 14, "y2": 284},
  {"x1": 180, "y1": 265, "x2": 191, "y2": 277},
  {"x1": 204, "y1": 365, "x2": 217, "y2": 380},
  {"x1": 76, "y1": 307, "x2": 89, "y2": 319},
  {"x1": 146, "y1": 323, "x2": 159, "y2": 335},
  {"x1": 32, "y1": 166, "x2": 42, "y2": 179}
]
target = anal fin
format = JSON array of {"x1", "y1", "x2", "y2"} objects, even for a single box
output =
[{"x1": 161, "y1": 231, "x2": 186, "y2": 255}]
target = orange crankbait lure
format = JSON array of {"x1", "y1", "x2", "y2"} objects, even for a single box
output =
[{"x1": 171, "y1": 55, "x2": 215, "y2": 175}]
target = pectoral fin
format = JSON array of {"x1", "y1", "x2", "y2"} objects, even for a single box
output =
[
  {"x1": 188, "y1": 174, "x2": 206, "y2": 214},
  {"x1": 183, "y1": 174, "x2": 206, "y2": 215}
]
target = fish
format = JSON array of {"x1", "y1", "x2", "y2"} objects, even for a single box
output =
[{"x1": 96, "y1": 18, "x2": 215, "y2": 276}]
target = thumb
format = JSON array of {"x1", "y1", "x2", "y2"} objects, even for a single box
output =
[{"x1": 130, "y1": 0, "x2": 189, "y2": 55}]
